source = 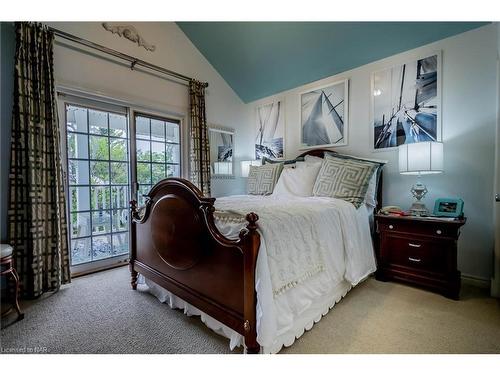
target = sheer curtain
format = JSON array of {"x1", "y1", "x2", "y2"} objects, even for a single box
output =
[{"x1": 8, "y1": 22, "x2": 71, "y2": 298}]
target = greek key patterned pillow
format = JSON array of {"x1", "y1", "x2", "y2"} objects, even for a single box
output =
[
  {"x1": 312, "y1": 154, "x2": 378, "y2": 208},
  {"x1": 247, "y1": 163, "x2": 283, "y2": 195}
]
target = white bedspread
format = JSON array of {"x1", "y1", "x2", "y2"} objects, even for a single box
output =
[{"x1": 141, "y1": 195, "x2": 376, "y2": 353}]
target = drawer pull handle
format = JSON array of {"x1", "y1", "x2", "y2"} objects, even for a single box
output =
[
  {"x1": 408, "y1": 243, "x2": 421, "y2": 248},
  {"x1": 436, "y1": 229, "x2": 442, "y2": 235},
  {"x1": 388, "y1": 225, "x2": 394, "y2": 229},
  {"x1": 408, "y1": 257, "x2": 421, "y2": 263}
]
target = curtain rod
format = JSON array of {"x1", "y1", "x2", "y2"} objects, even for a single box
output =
[{"x1": 48, "y1": 26, "x2": 209, "y2": 88}]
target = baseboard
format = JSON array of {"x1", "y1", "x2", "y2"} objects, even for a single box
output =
[{"x1": 461, "y1": 274, "x2": 490, "y2": 289}]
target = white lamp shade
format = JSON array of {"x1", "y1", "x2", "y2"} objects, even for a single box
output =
[
  {"x1": 399, "y1": 141, "x2": 443, "y2": 175},
  {"x1": 240, "y1": 160, "x2": 261, "y2": 177},
  {"x1": 213, "y1": 162, "x2": 232, "y2": 175}
]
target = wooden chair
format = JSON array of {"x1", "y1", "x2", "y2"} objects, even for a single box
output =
[{"x1": 1, "y1": 244, "x2": 24, "y2": 321}]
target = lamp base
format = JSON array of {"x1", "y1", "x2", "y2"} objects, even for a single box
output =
[{"x1": 409, "y1": 201, "x2": 428, "y2": 216}]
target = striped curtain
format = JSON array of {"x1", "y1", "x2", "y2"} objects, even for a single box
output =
[
  {"x1": 8, "y1": 22, "x2": 71, "y2": 298},
  {"x1": 189, "y1": 80, "x2": 211, "y2": 196}
]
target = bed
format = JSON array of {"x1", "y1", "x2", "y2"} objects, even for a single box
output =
[{"x1": 129, "y1": 149, "x2": 383, "y2": 353}]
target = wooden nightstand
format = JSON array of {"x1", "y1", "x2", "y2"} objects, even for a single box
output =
[{"x1": 374, "y1": 214, "x2": 466, "y2": 300}]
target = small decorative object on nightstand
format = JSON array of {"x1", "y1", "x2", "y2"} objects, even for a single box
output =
[{"x1": 375, "y1": 214, "x2": 466, "y2": 300}]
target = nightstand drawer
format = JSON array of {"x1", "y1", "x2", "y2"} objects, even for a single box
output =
[
  {"x1": 378, "y1": 220, "x2": 457, "y2": 238},
  {"x1": 383, "y1": 235, "x2": 449, "y2": 274}
]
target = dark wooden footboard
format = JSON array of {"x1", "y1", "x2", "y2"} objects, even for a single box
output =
[{"x1": 129, "y1": 178, "x2": 260, "y2": 353}]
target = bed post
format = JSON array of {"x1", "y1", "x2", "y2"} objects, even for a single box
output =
[
  {"x1": 130, "y1": 199, "x2": 139, "y2": 290},
  {"x1": 242, "y1": 212, "x2": 260, "y2": 354}
]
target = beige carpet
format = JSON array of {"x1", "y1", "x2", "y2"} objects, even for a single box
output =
[{"x1": 1, "y1": 266, "x2": 499, "y2": 354}]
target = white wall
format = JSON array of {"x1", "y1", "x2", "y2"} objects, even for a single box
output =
[
  {"x1": 45, "y1": 22, "x2": 250, "y2": 197},
  {"x1": 248, "y1": 24, "x2": 498, "y2": 281}
]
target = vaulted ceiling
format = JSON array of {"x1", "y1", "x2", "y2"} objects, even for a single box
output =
[{"x1": 177, "y1": 22, "x2": 488, "y2": 103}]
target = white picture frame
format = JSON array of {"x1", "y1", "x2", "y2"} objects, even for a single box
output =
[
  {"x1": 255, "y1": 99, "x2": 285, "y2": 160},
  {"x1": 370, "y1": 51, "x2": 442, "y2": 151},
  {"x1": 300, "y1": 79, "x2": 349, "y2": 149}
]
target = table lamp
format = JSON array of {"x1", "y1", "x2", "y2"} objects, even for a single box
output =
[{"x1": 398, "y1": 141, "x2": 443, "y2": 216}]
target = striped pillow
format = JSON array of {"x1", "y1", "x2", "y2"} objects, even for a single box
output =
[
  {"x1": 247, "y1": 163, "x2": 283, "y2": 195},
  {"x1": 312, "y1": 154, "x2": 378, "y2": 208}
]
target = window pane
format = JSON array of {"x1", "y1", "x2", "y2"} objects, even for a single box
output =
[
  {"x1": 138, "y1": 185, "x2": 151, "y2": 206},
  {"x1": 110, "y1": 138, "x2": 128, "y2": 161},
  {"x1": 90, "y1": 135, "x2": 110, "y2": 160},
  {"x1": 69, "y1": 186, "x2": 90, "y2": 212},
  {"x1": 68, "y1": 160, "x2": 90, "y2": 185},
  {"x1": 92, "y1": 210, "x2": 111, "y2": 235},
  {"x1": 67, "y1": 133, "x2": 89, "y2": 159},
  {"x1": 167, "y1": 164, "x2": 180, "y2": 178},
  {"x1": 92, "y1": 235, "x2": 112, "y2": 261},
  {"x1": 109, "y1": 113, "x2": 127, "y2": 138},
  {"x1": 91, "y1": 186, "x2": 111, "y2": 210},
  {"x1": 111, "y1": 162, "x2": 128, "y2": 184},
  {"x1": 151, "y1": 142, "x2": 165, "y2": 163},
  {"x1": 71, "y1": 237, "x2": 91, "y2": 265},
  {"x1": 166, "y1": 144, "x2": 180, "y2": 164},
  {"x1": 90, "y1": 161, "x2": 110, "y2": 185},
  {"x1": 136, "y1": 140, "x2": 150, "y2": 162},
  {"x1": 136, "y1": 116, "x2": 150, "y2": 139},
  {"x1": 112, "y1": 209, "x2": 128, "y2": 232},
  {"x1": 151, "y1": 119, "x2": 165, "y2": 141},
  {"x1": 152, "y1": 164, "x2": 165, "y2": 184},
  {"x1": 111, "y1": 186, "x2": 129, "y2": 209},
  {"x1": 66, "y1": 105, "x2": 88, "y2": 133},
  {"x1": 70, "y1": 212, "x2": 91, "y2": 238},
  {"x1": 112, "y1": 232, "x2": 129, "y2": 256},
  {"x1": 137, "y1": 162, "x2": 151, "y2": 184},
  {"x1": 89, "y1": 109, "x2": 108, "y2": 135},
  {"x1": 166, "y1": 122, "x2": 180, "y2": 143}
]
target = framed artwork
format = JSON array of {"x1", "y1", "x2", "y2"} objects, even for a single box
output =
[
  {"x1": 255, "y1": 99, "x2": 285, "y2": 160},
  {"x1": 371, "y1": 52, "x2": 442, "y2": 150},
  {"x1": 300, "y1": 79, "x2": 349, "y2": 149},
  {"x1": 208, "y1": 126, "x2": 235, "y2": 178}
]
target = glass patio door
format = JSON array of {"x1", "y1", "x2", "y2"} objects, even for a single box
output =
[
  {"x1": 134, "y1": 113, "x2": 181, "y2": 205},
  {"x1": 65, "y1": 101, "x2": 130, "y2": 273}
]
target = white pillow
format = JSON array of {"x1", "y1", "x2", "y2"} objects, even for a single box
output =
[
  {"x1": 304, "y1": 155, "x2": 323, "y2": 166},
  {"x1": 273, "y1": 163, "x2": 322, "y2": 197}
]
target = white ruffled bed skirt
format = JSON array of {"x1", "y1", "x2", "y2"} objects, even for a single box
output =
[{"x1": 138, "y1": 274, "x2": 353, "y2": 354}]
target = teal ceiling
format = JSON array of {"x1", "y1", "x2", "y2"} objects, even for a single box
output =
[{"x1": 177, "y1": 22, "x2": 488, "y2": 103}]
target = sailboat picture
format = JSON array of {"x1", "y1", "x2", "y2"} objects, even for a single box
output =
[
  {"x1": 372, "y1": 53, "x2": 441, "y2": 150},
  {"x1": 300, "y1": 80, "x2": 349, "y2": 148},
  {"x1": 255, "y1": 100, "x2": 285, "y2": 160}
]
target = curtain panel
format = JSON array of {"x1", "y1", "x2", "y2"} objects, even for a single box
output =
[
  {"x1": 8, "y1": 22, "x2": 71, "y2": 298},
  {"x1": 189, "y1": 80, "x2": 211, "y2": 196}
]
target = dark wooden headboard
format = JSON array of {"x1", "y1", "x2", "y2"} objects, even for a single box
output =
[{"x1": 296, "y1": 148, "x2": 383, "y2": 212}]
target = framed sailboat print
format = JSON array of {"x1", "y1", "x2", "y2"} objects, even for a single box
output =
[
  {"x1": 255, "y1": 99, "x2": 285, "y2": 160},
  {"x1": 300, "y1": 79, "x2": 349, "y2": 149},
  {"x1": 371, "y1": 51, "x2": 442, "y2": 150}
]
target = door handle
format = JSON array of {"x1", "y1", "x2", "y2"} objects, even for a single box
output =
[
  {"x1": 496, "y1": 193, "x2": 500, "y2": 202},
  {"x1": 408, "y1": 243, "x2": 421, "y2": 248}
]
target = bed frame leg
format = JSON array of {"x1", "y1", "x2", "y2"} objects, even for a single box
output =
[
  {"x1": 245, "y1": 344, "x2": 260, "y2": 354},
  {"x1": 130, "y1": 265, "x2": 138, "y2": 290}
]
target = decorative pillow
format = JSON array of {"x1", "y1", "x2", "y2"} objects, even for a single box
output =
[
  {"x1": 312, "y1": 154, "x2": 378, "y2": 208},
  {"x1": 273, "y1": 162, "x2": 322, "y2": 197},
  {"x1": 262, "y1": 156, "x2": 305, "y2": 166},
  {"x1": 247, "y1": 163, "x2": 283, "y2": 195},
  {"x1": 324, "y1": 151, "x2": 387, "y2": 208}
]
